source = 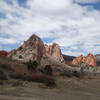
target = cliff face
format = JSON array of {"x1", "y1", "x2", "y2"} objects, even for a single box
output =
[
  {"x1": 86, "y1": 54, "x2": 97, "y2": 66},
  {"x1": 8, "y1": 34, "x2": 63, "y2": 64},
  {"x1": 45, "y1": 43, "x2": 64, "y2": 62},
  {"x1": 8, "y1": 34, "x2": 45, "y2": 63},
  {"x1": 72, "y1": 54, "x2": 97, "y2": 66}
]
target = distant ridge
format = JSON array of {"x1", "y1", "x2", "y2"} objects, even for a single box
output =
[{"x1": 62, "y1": 54, "x2": 76, "y2": 62}]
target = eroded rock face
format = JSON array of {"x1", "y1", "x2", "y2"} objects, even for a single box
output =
[
  {"x1": 72, "y1": 55, "x2": 85, "y2": 65},
  {"x1": 45, "y1": 43, "x2": 64, "y2": 62},
  {"x1": 72, "y1": 54, "x2": 97, "y2": 66},
  {"x1": 8, "y1": 34, "x2": 45, "y2": 63},
  {"x1": 86, "y1": 54, "x2": 97, "y2": 66},
  {"x1": 8, "y1": 34, "x2": 63, "y2": 64}
]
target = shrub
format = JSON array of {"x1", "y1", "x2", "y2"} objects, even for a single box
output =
[
  {"x1": 73, "y1": 70, "x2": 81, "y2": 77},
  {"x1": 60, "y1": 69, "x2": 82, "y2": 78},
  {"x1": 0, "y1": 70, "x2": 8, "y2": 80},
  {"x1": 10, "y1": 73, "x2": 24, "y2": 79},
  {"x1": 44, "y1": 65, "x2": 53, "y2": 75},
  {"x1": 0, "y1": 81, "x2": 4, "y2": 85},
  {"x1": 19, "y1": 55, "x2": 23, "y2": 59},
  {"x1": 60, "y1": 70, "x2": 73, "y2": 77},
  {"x1": 12, "y1": 81, "x2": 23, "y2": 87},
  {"x1": 44, "y1": 77, "x2": 56, "y2": 87},
  {"x1": 64, "y1": 61, "x2": 80, "y2": 67},
  {"x1": 40, "y1": 65, "x2": 53, "y2": 76},
  {"x1": 18, "y1": 46, "x2": 23, "y2": 50},
  {"x1": 27, "y1": 61, "x2": 38, "y2": 71},
  {"x1": 0, "y1": 64, "x2": 15, "y2": 72}
]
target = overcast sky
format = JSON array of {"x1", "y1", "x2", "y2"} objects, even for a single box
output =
[{"x1": 0, "y1": 0, "x2": 100, "y2": 56}]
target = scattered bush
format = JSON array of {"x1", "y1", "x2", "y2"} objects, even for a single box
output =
[
  {"x1": 0, "y1": 81, "x2": 4, "y2": 85},
  {"x1": 0, "y1": 63, "x2": 15, "y2": 72},
  {"x1": 10, "y1": 73, "x2": 24, "y2": 80},
  {"x1": 0, "y1": 70, "x2": 8, "y2": 80},
  {"x1": 64, "y1": 61, "x2": 80, "y2": 67},
  {"x1": 44, "y1": 77, "x2": 56, "y2": 87},
  {"x1": 19, "y1": 55, "x2": 23, "y2": 59},
  {"x1": 44, "y1": 65, "x2": 53, "y2": 75},
  {"x1": 73, "y1": 70, "x2": 81, "y2": 77},
  {"x1": 60, "y1": 70, "x2": 73, "y2": 77},
  {"x1": 12, "y1": 81, "x2": 23, "y2": 87},
  {"x1": 18, "y1": 46, "x2": 23, "y2": 50},
  {"x1": 60, "y1": 69, "x2": 82, "y2": 78},
  {"x1": 27, "y1": 60, "x2": 38, "y2": 71},
  {"x1": 10, "y1": 72, "x2": 56, "y2": 87},
  {"x1": 39, "y1": 65, "x2": 53, "y2": 76}
]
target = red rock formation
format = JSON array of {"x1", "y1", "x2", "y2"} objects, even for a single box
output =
[
  {"x1": 72, "y1": 54, "x2": 97, "y2": 66},
  {"x1": 0, "y1": 51, "x2": 9, "y2": 57},
  {"x1": 86, "y1": 54, "x2": 97, "y2": 66},
  {"x1": 8, "y1": 34, "x2": 63, "y2": 63},
  {"x1": 72, "y1": 55, "x2": 85, "y2": 65},
  {"x1": 45, "y1": 43, "x2": 64, "y2": 62}
]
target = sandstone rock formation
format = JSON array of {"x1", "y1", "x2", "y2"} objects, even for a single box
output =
[
  {"x1": 72, "y1": 55, "x2": 85, "y2": 65},
  {"x1": 45, "y1": 43, "x2": 64, "y2": 62},
  {"x1": 72, "y1": 54, "x2": 97, "y2": 66},
  {"x1": 8, "y1": 34, "x2": 46, "y2": 63},
  {"x1": 86, "y1": 54, "x2": 97, "y2": 66},
  {"x1": 8, "y1": 34, "x2": 63, "y2": 64}
]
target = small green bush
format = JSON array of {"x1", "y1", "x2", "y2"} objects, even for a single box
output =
[
  {"x1": 39, "y1": 65, "x2": 53, "y2": 75},
  {"x1": 27, "y1": 60, "x2": 38, "y2": 71},
  {"x1": 0, "y1": 70, "x2": 8, "y2": 80},
  {"x1": 44, "y1": 65, "x2": 53, "y2": 75},
  {"x1": 19, "y1": 55, "x2": 23, "y2": 59},
  {"x1": 64, "y1": 60, "x2": 80, "y2": 67}
]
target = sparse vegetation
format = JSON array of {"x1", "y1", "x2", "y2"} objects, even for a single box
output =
[
  {"x1": 43, "y1": 65, "x2": 53, "y2": 75},
  {"x1": 44, "y1": 77, "x2": 56, "y2": 87},
  {"x1": 19, "y1": 55, "x2": 23, "y2": 59},
  {"x1": 39, "y1": 65, "x2": 53, "y2": 76},
  {"x1": 27, "y1": 60, "x2": 38, "y2": 71},
  {"x1": 18, "y1": 46, "x2": 23, "y2": 50},
  {"x1": 12, "y1": 81, "x2": 23, "y2": 87},
  {"x1": 0, "y1": 70, "x2": 8, "y2": 80},
  {"x1": 0, "y1": 63, "x2": 15, "y2": 72},
  {"x1": 64, "y1": 60, "x2": 80, "y2": 67}
]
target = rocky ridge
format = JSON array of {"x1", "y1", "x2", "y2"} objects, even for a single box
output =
[
  {"x1": 72, "y1": 54, "x2": 97, "y2": 66},
  {"x1": 8, "y1": 34, "x2": 64, "y2": 64}
]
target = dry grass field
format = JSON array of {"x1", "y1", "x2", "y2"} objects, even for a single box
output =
[{"x1": 0, "y1": 76, "x2": 100, "y2": 100}]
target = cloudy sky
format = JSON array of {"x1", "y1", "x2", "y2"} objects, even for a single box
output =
[{"x1": 0, "y1": 0, "x2": 100, "y2": 56}]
